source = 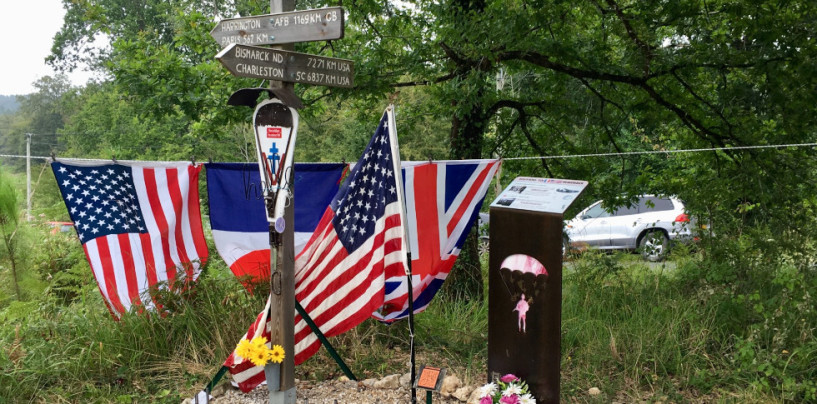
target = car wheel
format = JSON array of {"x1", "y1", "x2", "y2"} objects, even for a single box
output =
[{"x1": 639, "y1": 230, "x2": 669, "y2": 262}]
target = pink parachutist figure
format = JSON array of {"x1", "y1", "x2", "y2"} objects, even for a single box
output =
[{"x1": 513, "y1": 293, "x2": 530, "y2": 333}]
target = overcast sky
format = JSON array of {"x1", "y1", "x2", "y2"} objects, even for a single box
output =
[{"x1": 0, "y1": 0, "x2": 95, "y2": 95}]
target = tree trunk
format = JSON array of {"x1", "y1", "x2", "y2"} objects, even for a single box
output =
[{"x1": 442, "y1": 101, "x2": 488, "y2": 302}]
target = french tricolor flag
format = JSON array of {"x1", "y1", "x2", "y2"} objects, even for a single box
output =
[{"x1": 205, "y1": 163, "x2": 347, "y2": 287}]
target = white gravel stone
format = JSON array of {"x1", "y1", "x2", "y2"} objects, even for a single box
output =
[
  {"x1": 452, "y1": 386, "x2": 473, "y2": 402},
  {"x1": 399, "y1": 372, "x2": 412, "y2": 388},
  {"x1": 211, "y1": 377, "x2": 466, "y2": 404},
  {"x1": 466, "y1": 387, "x2": 484, "y2": 404},
  {"x1": 440, "y1": 375, "x2": 461, "y2": 397},
  {"x1": 373, "y1": 374, "x2": 400, "y2": 389}
]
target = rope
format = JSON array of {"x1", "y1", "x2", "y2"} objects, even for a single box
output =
[
  {"x1": 501, "y1": 142, "x2": 817, "y2": 161},
  {"x1": 3, "y1": 142, "x2": 816, "y2": 164}
]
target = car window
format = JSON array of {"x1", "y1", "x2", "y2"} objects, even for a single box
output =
[
  {"x1": 613, "y1": 204, "x2": 638, "y2": 216},
  {"x1": 638, "y1": 197, "x2": 674, "y2": 213},
  {"x1": 583, "y1": 203, "x2": 610, "y2": 219}
]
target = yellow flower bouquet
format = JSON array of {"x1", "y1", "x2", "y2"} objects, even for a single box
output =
[{"x1": 235, "y1": 336, "x2": 285, "y2": 367}]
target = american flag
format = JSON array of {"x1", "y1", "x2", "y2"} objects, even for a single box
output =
[
  {"x1": 373, "y1": 159, "x2": 499, "y2": 322},
  {"x1": 293, "y1": 110, "x2": 407, "y2": 364},
  {"x1": 52, "y1": 161, "x2": 208, "y2": 318},
  {"x1": 225, "y1": 109, "x2": 408, "y2": 391}
]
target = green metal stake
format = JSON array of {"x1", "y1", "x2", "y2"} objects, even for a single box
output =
[
  {"x1": 426, "y1": 390, "x2": 432, "y2": 404},
  {"x1": 295, "y1": 300, "x2": 357, "y2": 381}
]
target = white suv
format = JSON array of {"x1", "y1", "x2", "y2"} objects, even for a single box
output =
[{"x1": 564, "y1": 195, "x2": 696, "y2": 261}]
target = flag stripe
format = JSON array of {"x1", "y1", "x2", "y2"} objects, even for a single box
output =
[
  {"x1": 133, "y1": 172, "x2": 169, "y2": 285},
  {"x1": 116, "y1": 233, "x2": 142, "y2": 307},
  {"x1": 186, "y1": 166, "x2": 209, "y2": 263},
  {"x1": 107, "y1": 236, "x2": 135, "y2": 312},
  {"x1": 296, "y1": 235, "x2": 401, "y2": 342},
  {"x1": 160, "y1": 168, "x2": 190, "y2": 279},
  {"x1": 445, "y1": 163, "x2": 492, "y2": 235},
  {"x1": 414, "y1": 165, "x2": 441, "y2": 273},
  {"x1": 95, "y1": 237, "x2": 127, "y2": 314},
  {"x1": 83, "y1": 242, "x2": 119, "y2": 316},
  {"x1": 139, "y1": 168, "x2": 177, "y2": 281},
  {"x1": 126, "y1": 233, "x2": 156, "y2": 311},
  {"x1": 140, "y1": 232, "x2": 159, "y2": 293}
]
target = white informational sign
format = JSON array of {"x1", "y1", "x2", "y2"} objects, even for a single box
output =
[{"x1": 490, "y1": 177, "x2": 588, "y2": 214}]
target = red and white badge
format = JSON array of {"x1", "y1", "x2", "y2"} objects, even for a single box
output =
[{"x1": 266, "y1": 127, "x2": 282, "y2": 138}]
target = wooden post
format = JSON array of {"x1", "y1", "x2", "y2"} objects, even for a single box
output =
[
  {"x1": 270, "y1": 0, "x2": 295, "y2": 91},
  {"x1": 267, "y1": 1, "x2": 296, "y2": 402}
]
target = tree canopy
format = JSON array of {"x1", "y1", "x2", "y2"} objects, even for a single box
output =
[{"x1": 0, "y1": 0, "x2": 812, "y2": 297}]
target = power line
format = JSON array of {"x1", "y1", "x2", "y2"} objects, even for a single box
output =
[
  {"x1": 501, "y1": 142, "x2": 817, "y2": 161},
  {"x1": 2, "y1": 142, "x2": 817, "y2": 164}
]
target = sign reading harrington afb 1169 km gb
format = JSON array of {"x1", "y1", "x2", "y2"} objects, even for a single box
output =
[
  {"x1": 216, "y1": 43, "x2": 354, "y2": 88},
  {"x1": 210, "y1": 7, "x2": 344, "y2": 47}
]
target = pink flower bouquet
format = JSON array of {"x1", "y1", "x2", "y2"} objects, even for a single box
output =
[{"x1": 476, "y1": 374, "x2": 536, "y2": 404}]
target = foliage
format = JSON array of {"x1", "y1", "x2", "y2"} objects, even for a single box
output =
[
  {"x1": 0, "y1": 75, "x2": 71, "y2": 172},
  {"x1": 0, "y1": 168, "x2": 23, "y2": 301},
  {"x1": 0, "y1": 0, "x2": 813, "y2": 400},
  {"x1": 0, "y1": 261, "x2": 264, "y2": 403},
  {"x1": 0, "y1": 95, "x2": 19, "y2": 114}
]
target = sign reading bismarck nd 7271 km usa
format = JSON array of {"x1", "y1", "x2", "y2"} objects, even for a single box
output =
[{"x1": 216, "y1": 43, "x2": 354, "y2": 88}]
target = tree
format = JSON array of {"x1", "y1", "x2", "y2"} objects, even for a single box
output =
[{"x1": 46, "y1": 0, "x2": 817, "y2": 300}]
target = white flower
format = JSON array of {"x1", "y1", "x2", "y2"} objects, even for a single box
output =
[
  {"x1": 502, "y1": 383, "x2": 523, "y2": 396},
  {"x1": 478, "y1": 382, "x2": 498, "y2": 397},
  {"x1": 519, "y1": 393, "x2": 536, "y2": 404}
]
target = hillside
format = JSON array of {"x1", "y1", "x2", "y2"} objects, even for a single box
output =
[{"x1": 0, "y1": 94, "x2": 19, "y2": 114}]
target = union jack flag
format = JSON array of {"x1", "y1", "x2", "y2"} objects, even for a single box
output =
[{"x1": 373, "y1": 159, "x2": 499, "y2": 322}]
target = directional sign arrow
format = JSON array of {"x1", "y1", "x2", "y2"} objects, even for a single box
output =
[
  {"x1": 211, "y1": 7, "x2": 344, "y2": 47},
  {"x1": 216, "y1": 43, "x2": 354, "y2": 88}
]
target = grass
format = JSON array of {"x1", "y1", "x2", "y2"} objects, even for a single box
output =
[{"x1": 2, "y1": 234, "x2": 815, "y2": 402}]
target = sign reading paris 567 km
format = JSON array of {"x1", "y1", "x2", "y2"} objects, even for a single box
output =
[
  {"x1": 216, "y1": 43, "x2": 354, "y2": 88},
  {"x1": 211, "y1": 7, "x2": 344, "y2": 46}
]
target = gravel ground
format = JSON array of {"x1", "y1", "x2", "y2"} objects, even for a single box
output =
[{"x1": 210, "y1": 377, "x2": 473, "y2": 404}]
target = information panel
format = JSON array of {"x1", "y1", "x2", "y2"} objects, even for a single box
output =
[{"x1": 490, "y1": 177, "x2": 588, "y2": 214}]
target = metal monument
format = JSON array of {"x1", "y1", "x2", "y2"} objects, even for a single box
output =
[{"x1": 487, "y1": 177, "x2": 587, "y2": 403}]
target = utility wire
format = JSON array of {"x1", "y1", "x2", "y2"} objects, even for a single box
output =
[
  {"x1": 2, "y1": 142, "x2": 817, "y2": 164},
  {"x1": 501, "y1": 142, "x2": 817, "y2": 161}
]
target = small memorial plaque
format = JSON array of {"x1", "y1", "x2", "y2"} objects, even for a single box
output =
[{"x1": 414, "y1": 365, "x2": 446, "y2": 391}]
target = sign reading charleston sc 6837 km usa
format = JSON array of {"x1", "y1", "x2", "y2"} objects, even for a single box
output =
[
  {"x1": 216, "y1": 43, "x2": 354, "y2": 88},
  {"x1": 211, "y1": 7, "x2": 344, "y2": 47}
]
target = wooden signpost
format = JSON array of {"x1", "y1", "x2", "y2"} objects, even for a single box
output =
[
  {"x1": 216, "y1": 44, "x2": 354, "y2": 88},
  {"x1": 213, "y1": 3, "x2": 353, "y2": 404},
  {"x1": 211, "y1": 7, "x2": 344, "y2": 47}
]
